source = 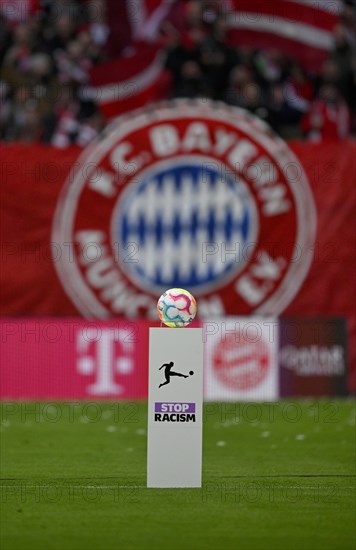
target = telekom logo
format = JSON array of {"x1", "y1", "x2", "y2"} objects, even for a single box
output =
[{"x1": 76, "y1": 328, "x2": 134, "y2": 395}]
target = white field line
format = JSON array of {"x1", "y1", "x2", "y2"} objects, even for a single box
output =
[
  {"x1": 0, "y1": 485, "x2": 146, "y2": 489},
  {"x1": 0, "y1": 485, "x2": 354, "y2": 490}
]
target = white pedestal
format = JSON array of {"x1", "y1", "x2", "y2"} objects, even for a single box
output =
[{"x1": 147, "y1": 328, "x2": 204, "y2": 488}]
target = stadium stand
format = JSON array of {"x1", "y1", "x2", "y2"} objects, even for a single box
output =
[{"x1": 1, "y1": 0, "x2": 355, "y2": 144}]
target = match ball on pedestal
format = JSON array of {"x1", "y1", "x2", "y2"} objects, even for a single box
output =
[{"x1": 157, "y1": 288, "x2": 197, "y2": 328}]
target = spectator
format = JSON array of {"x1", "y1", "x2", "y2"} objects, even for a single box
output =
[
  {"x1": 3, "y1": 22, "x2": 35, "y2": 75},
  {"x1": 329, "y1": 24, "x2": 356, "y2": 112},
  {"x1": 264, "y1": 64, "x2": 315, "y2": 138},
  {"x1": 76, "y1": 30, "x2": 102, "y2": 65},
  {"x1": 224, "y1": 65, "x2": 255, "y2": 106},
  {"x1": 331, "y1": 23, "x2": 353, "y2": 79},
  {"x1": 42, "y1": 84, "x2": 104, "y2": 148},
  {"x1": 197, "y1": 19, "x2": 238, "y2": 99},
  {"x1": 45, "y1": 84, "x2": 80, "y2": 147},
  {"x1": 85, "y1": 0, "x2": 109, "y2": 48},
  {"x1": 55, "y1": 39, "x2": 92, "y2": 84},
  {"x1": 76, "y1": 107, "x2": 104, "y2": 147},
  {"x1": 253, "y1": 49, "x2": 289, "y2": 86},
  {"x1": 284, "y1": 64, "x2": 314, "y2": 115},
  {"x1": 171, "y1": 60, "x2": 207, "y2": 99},
  {"x1": 235, "y1": 81, "x2": 272, "y2": 126},
  {"x1": 0, "y1": 14, "x2": 16, "y2": 65},
  {"x1": 165, "y1": 6, "x2": 236, "y2": 100},
  {"x1": 301, "y1": 84, "x2": 351, "y2": 142},
  {"x1": 1, "y1": 84, "x2": 41, "y2": 141},
  {"x1": 42, "y1": 13, "x2": 77, "y2": 55}
]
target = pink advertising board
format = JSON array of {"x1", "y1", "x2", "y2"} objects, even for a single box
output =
[{"x1": 0, "y1": 319, "x2": 151, "y2": 399}]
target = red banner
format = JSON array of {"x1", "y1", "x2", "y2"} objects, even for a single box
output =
[{"x1": 1, "y1": 137, "x2": 355, "y2": 389}]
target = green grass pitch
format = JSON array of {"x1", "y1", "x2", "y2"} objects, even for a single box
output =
[{"x1": 1, "y1": 400, "x2": 355, "y2": 550}]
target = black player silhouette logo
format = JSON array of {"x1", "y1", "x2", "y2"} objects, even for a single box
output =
[{"x1": 158, "y1": 361, "x2": 194, "y2": 388}]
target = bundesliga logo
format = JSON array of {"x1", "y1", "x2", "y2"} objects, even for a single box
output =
[{"x1": 52, "y1": 99, "x2": 316, "y2": 318}]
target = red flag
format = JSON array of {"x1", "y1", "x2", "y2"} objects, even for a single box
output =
[
  {"x1": 126, "y1": 0, "x2": 176, "y2": 41},
  {"x1": 87, "y1": 43, "x2": 172, "y2": 119},
  {"x1": 225, "y1": 0, "x2": 341, "y2": 70}
]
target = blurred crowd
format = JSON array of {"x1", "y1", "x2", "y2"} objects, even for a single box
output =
[
  {"x1": 0, "y1": 0, "x2": 110, "y2": 146},
  {"x1": 1, "y1": 0, "x2": 355, "y2": 146}
]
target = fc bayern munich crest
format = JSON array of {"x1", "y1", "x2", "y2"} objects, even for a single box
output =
[
  {"x1": 213, "y1": 332, "x2": 270, "y2": 390},
  {"x1": 52, "y1": 100, "x2": 316, "y2": 318}
]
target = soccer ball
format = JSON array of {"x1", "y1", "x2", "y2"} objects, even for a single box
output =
[{"x1": 157, "y1": 288, "x2": 197, "y2": 328}]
